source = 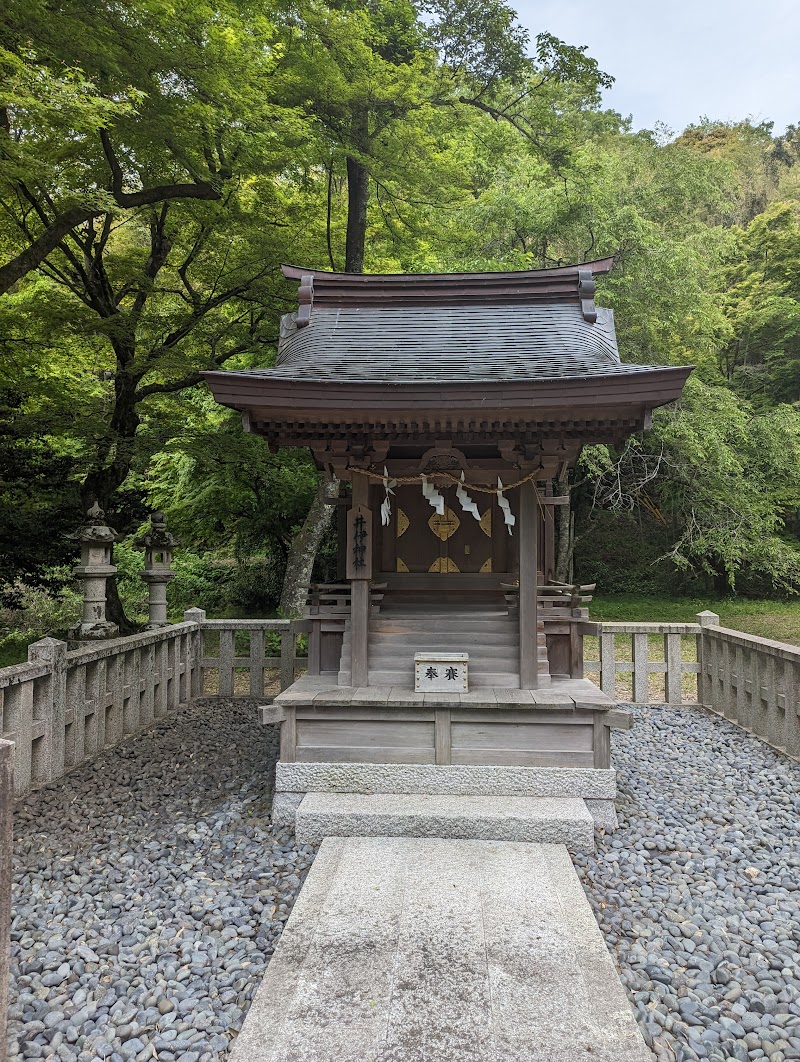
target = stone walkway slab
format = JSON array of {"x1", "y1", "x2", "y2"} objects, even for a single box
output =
[{"x1": 230, "y1": 836, "x2": 651, "y2": 1062}]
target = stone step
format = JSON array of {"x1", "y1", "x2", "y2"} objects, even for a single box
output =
[{"x1": 294, "y1": 793, "x2": 595, "y2": 850}]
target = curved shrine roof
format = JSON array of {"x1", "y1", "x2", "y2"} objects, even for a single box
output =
[
  {"x1": 270, "y1": 303, "x2": 628, "y2": 384},
  {"x1": 202, "y1": 262, "x2": 693, "y2": 446}
]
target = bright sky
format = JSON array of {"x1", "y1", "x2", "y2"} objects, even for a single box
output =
[{"x1": 514, "y1": 0, "x2": 800, "y2": 136}]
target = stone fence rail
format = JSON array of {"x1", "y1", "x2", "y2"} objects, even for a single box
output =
[
  {"x1": 586, "y1": 611, "x2": 800, "y2": 760},
  {"x1": 0, "y1": 612, "x2": 299, "y2": 798},
  {"x1": 583, "y1": 619, "x2": 704, "y2": 705},
  {"x1": 1, "y1": 609, "x2": 798, "y2": 798},
  {"x1": 0, "y1": 738, "x2": 11, "y2": 1062}
]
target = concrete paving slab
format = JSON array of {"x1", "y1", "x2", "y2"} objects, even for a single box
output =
[{"x1": 230, "y1": 837, "x2": 651, "y2": 1062}]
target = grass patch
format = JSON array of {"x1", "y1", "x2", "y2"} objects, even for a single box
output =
[{"x1": 591, "y1": 594, "x2": 800, "y2": 647}]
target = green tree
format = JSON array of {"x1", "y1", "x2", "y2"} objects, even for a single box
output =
[
  {"x1": 718, "y1": 201, "x2": 800, "y2": 405},
  {"x1": 275, "y1": 0, "x2": 612, "y2": 272}
]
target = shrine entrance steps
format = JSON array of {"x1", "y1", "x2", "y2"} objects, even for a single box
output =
[
  {"x1": 229, "y1": 836, "x2": 651, "y2": 1062},
  {"x1": 293, "y1": 792, "x2": 595, "y2": 848},
  {"x1": 338, "y1": 574, "x2": 549, "y2": 688}
]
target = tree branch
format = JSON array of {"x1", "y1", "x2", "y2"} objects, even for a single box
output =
[
  {"x1": 135, "y1": 333, "x2": 274, "y2": 400},
  {"x1": 0, "y1": 130, "x2": 227, "y2": 296}
]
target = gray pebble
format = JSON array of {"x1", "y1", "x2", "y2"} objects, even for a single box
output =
[{"x1": 6, "y1": 699, "x2": 317, "y2": 1060}]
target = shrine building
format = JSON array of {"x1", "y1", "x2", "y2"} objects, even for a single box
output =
[{"x1": 204, "y1": 260, "x2": 691, "y2": 823}]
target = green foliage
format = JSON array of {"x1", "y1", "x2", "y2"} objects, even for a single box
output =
[
  {"x1": 0, "y1": 568, "x2": 81, "y2": 665},
  {"x1": 3, "y1": 5, "x2": 800, "y2": 612}
]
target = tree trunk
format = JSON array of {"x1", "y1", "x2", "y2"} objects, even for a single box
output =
[
  {"x1": 80, "y1": 337, "x2": 142, "y2": 513},
  {"x1": 345, "y1": 155, "x2": 369, "y2": 273},
  {"x1": 555, "y1": 489, "x2": 573, "y2": 584},
  {"x1": 280, "y1": 475, "x2": 340, "y2": 616},
  {"x1": 105, "y1": 569, "x2": 139, "y2": 636},
  {"x1": 79, "y1": 336, "x2": 143, "y2": 634}
]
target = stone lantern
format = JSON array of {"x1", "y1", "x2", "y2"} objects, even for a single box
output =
[
  {"x1": 69, "y1": 502, "x2": 120, "y2": 640},
  {"x1": 137, "y1": 512, "x2": 178, "y2": 629}
]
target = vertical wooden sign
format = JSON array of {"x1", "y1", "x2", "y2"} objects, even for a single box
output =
[{"x1": 346, "y1": 504, "x2": 373, "y2": 579}]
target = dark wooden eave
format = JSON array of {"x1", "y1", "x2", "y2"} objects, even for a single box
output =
[
  {"x1": 203, "y1": 367, "x2": 693, "y2": 449},
  {"x1": 203, "y1": 260, "x2": 693, "y2": 459}
]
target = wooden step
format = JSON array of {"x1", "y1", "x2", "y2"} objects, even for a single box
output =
[
  {"x1": 363, "y1": 631, "x2": 521, "y2": 647},
  {"x1": 338, "y1": 670, "x2": 549, "y2": 689}
]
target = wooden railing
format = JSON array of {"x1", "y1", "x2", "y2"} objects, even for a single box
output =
[
  {"x1": 0, "y1": 611, "x2": 300, "y2": 797},
  {"x1": 303, "y1": 582, "x2": 386, "y2": 615}
]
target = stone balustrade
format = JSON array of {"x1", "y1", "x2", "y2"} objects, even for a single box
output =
[
  {"x1": 585, "y1": 611, "x2": 800, "y2": 760},
  {"x1": 1, "y1": 608, "x2": 797, "y2": 801},
  {"x1": 583, "y1": 619, "x2": 704, "y2": 705},
  {"x1": 0, "y1": 738, "x2": 11, "y2": 1060},
  {"x1": 0, "y1": 614, "x2": 299, "y2": 797}
]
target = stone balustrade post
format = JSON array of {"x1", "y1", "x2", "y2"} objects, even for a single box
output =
[
  {"x1": 184, "y1": 608, "x2": 207, "y2": 698},
  {"x1": 137, "y1": 512, "x2": 178, "y2": 629},
  {"x1": 69, "y1": 503, "x2": 120, "y2": 640},
  {"x1": 696, "y1": 611, "x2": 720, "y2": 709},
  {"x1": 27, "y1": 637, "x2": 68, "y2": 783},
  {"x1": 0, "y1": 739, "x2": 12, "y2": 1062}
]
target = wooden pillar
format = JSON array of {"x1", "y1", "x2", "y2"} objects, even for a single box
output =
[
  {"x1": 543, "y1": 480, "x2": 555, "y2": 583},
  {"x1": 519, "y1": 480, "x2": 539, "y2": 689},
  {"x1": 349, "y1": 472, "x2": 371, "y2": 687}
]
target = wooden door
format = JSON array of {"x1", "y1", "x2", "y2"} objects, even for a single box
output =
[{"x1": 395, "y1": 485, "x2": 494, "y2": 573}]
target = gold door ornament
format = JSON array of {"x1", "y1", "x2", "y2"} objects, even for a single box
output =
[
  {"x1": 396, "y1": 509, "x2": 410, "y2": 538},
  {"x1": 429, "y1": 557, "x2": 460, "y2": 573},
  {"x1": 479, "y1": 508, "x2": 492, "y2": 537},
  {"x1": 428, "y1": 507, "x2": 460, "y2": 541}
]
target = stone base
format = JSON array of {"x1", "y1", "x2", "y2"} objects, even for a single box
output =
[
  {"x1": 272, "y1": 760, "x2": 619, "y2": 833},
  {"x1": 585, "y1": 798, "x2": 619, "y2": 831},
  {"x1": 68, "y1": 621, "x2": 119, "y2": 640},
  {"x1": 272, "y1": 792, "x2": 304, "y2": 828}
]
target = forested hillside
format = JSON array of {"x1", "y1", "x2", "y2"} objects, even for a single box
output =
[{"x1": 2, "y1": 0, "x2": 800, "y2": 637}]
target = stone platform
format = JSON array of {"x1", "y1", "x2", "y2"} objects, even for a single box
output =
[
  {"x1": 230, "y1": 836, "x2": 651, "y2": 1062},
  {"x1": 266, "y1": 676, "x2": 627, "y2": 832}
]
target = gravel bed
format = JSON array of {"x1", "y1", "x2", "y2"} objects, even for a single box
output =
[
  {"x1": 575, "y1": 704, "x2": 800, "y2": 1062},
  {"x1": 7, "y1": 699, "x2": 316, "y2": 1062},
  {"x1": 7, "y1": 697, "x2": 799, "y2": 1062}
]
